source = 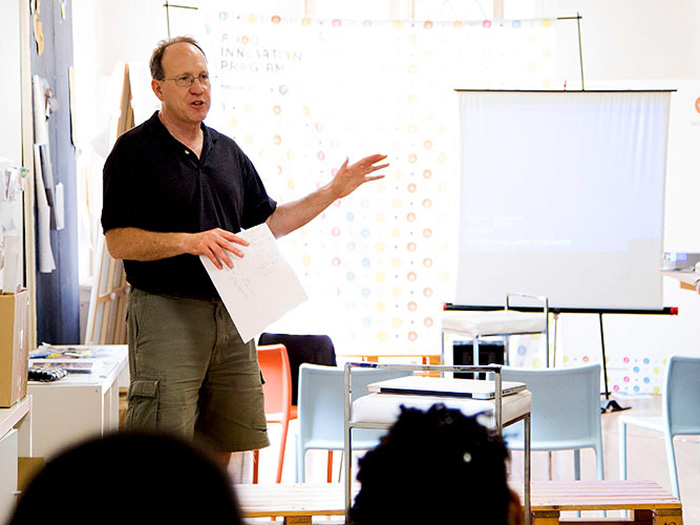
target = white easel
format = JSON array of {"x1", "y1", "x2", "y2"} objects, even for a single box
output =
[{"x1": 84, "y1": 64, "x2": 134, "y2": 345}]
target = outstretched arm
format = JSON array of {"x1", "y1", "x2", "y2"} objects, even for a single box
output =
[{"x1": 266, "y1": 153, "x2": 389, "y2": 238}]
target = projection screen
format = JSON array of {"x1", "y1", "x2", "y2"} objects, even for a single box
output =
[{"x1": 455, "y1": 90, "x2": 671, "y2": 311}]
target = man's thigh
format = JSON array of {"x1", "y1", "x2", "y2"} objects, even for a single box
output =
[
  {"x1": 125, "y1": 289, "x2": 216, "y2": 439},
  {"x1": 195, "y1": 302, "x2": 270, "y2": 452}
]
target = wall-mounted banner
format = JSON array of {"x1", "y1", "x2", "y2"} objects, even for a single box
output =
[{"x1": 200, "y1": 11, "x2": 556, "y2": 356}]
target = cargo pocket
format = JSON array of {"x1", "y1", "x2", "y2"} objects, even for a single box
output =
[{"x1": 125, "y1": 379, "x2": 160, "y2": 430}]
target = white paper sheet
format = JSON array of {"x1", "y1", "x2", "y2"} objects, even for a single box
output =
[
  {"x1": 34, "y1": 144, "x2": 55, "y2": 273},
  {"x1": 2, "y1": 234, "x2": 22, "y2": 294},
  {"x1": 200, "y1": 223, "x2": 308, "y2": 343}
]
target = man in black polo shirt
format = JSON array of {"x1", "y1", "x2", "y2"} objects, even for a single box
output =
[{"x1": 101, "y1": 36, "x2": 388, "y2": 469}]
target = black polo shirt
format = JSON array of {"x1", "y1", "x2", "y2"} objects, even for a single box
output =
[{"x1": 101, "y1": 111, "x2": 277, "y2": 298}]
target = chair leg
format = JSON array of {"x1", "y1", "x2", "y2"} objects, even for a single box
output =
[
  {"x1": 596, "y1": 443, "x2": 605, "y2": 481},
  {"x1": 327, "y1": 451, "x2": 334, "y2": 483},
  {"x1": 619, "y1": 420, "x2": 628, "y2": 480},
  {"x1": 276, "y1": 419, "x2": 290, "y2": 484},
  {"x1": 253, "y1": 449, "x2": 260, "y2": 484},
  {"x1": 573, "y1": 449, "x2": 582, "y2": 518},
  {"x1": 664, "y1": 431, "x2": 680, "y2": 500},
  {"x1": 295, "y1": 439, "x2": 305, "y2": 483}
]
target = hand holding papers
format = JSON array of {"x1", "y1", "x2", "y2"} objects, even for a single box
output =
[{"x1": 200, "y1": 223, "x2": 308, "y2": 343}]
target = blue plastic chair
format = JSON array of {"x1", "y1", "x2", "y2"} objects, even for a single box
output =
[
  {"x1": 619, "y1": 355, "x2": 700, "y2": 500},
  {"x1": 502, "y1": 364, "x2": 604, "y2": 480},
  {"x1": 295, "y1": 364, "x2": 410, "y2": 483}
]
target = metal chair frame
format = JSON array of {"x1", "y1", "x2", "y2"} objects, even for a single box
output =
[
  {"x1": 343, "y1": 362, "x2": 532, "y2": 525},
  {"x1": 442, "y1": 293, "x2": 550, "y2": 367}
]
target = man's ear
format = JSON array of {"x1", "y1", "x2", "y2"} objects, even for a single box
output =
[{"x1": 151, "y1": 78, "x2": 164, "y2": 101}]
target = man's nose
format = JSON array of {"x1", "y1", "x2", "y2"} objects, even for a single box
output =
[{"x1": 190, "y1": 78, "x2": 206, "y2": 92}]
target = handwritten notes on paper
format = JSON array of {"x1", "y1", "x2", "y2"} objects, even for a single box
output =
[{"x1": 200, "y1": 223, "x2": 308, "y2": 343}]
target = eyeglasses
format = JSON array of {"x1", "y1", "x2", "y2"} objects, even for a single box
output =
[{"x1": 161, "y1": 73, "x2": 210, "y2": 87}]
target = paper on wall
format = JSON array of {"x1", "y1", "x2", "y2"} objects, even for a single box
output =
[
  {"x1": 32, "y1": 75, "x2": 49, "y2": 145},
  {"x1": 34, "y1": 144, "x2": 55, "y2": 273},
  {"x1": 200, "y1": 223, "x2": 308, "y2": 343},
  {"x1": 2, "y1": 235, "x2": 22, "y2": 294}
]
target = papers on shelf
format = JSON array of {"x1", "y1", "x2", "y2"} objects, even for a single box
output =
[
  {"x1": 29, "y1": 343, "x2": 111, "y2": 359},
  {"x1": 200, "y1": 223, "x2": 308, "y2": 343}
]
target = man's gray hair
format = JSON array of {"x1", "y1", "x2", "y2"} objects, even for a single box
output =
[{"x1": 149, "y1": 36, "x2": 207, "y2": 80}]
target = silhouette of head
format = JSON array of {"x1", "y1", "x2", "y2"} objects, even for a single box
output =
[
  {"x1": 10, "y1": 431, "x2": 242, "y2": 524},
  {"x1": 351, "y1": 403, "x2": 514, "y2": 525}
]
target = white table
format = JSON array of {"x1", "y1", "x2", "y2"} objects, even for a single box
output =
[
  {"x1": 27, "y1": 345, "x2": 127, "y2": 459},
  {"x1": 0, "y1": 395, "x2": 32, "y2": 523}
]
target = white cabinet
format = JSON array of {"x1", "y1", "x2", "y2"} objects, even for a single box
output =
[
  {"x1": 0, "y1": 396, "x2": 32, "y2": 524},
  {"x1": 27, "y1": 346, "x2": 127, "y2": 459},
  {"x1": 0, "y1": 429, "x2": 18, "y2": 524}
]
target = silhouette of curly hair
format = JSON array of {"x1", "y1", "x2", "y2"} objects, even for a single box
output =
[{"x1": 350, "y1": 403, "x2": 514, "y2": 525}]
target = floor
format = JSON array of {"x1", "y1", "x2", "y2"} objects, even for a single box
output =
[{"x1": 121, "y1": 391, "x2": 699, "y2": 523}]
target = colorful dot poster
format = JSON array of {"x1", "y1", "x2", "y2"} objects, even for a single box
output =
[{"x1": 199, "y1": 13, "x2": 570, "y2": 367}]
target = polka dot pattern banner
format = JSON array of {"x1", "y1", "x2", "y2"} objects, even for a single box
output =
[
  {"x1": 561, "y1": 353, "x2": 666, "y2": 395},
  {"x1": 202, "y1": 13, "x2": 557, "y2": 356}
]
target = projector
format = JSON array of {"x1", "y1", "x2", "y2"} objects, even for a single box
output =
[{"x1": 663, "y1": 252, "x2": 700, "y2": 271}]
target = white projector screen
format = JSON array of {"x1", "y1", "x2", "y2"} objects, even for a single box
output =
[{"x1": 455, "y1": 90, "x2": 671, "y2": 311}]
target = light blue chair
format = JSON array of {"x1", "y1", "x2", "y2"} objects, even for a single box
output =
[
  {"x1": 295, "y1": 364, "x2": 410, "y2": 482},
  {"x1": 619, "y1": 355, "x2": 700, "y2": 500},
  {"x1": 502, "y1": 364, "x2": 604, "y2": 481}
]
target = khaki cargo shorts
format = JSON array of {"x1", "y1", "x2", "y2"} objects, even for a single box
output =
[{"x1": 125, "y1": 287, "x2": 270, "y2": 453}]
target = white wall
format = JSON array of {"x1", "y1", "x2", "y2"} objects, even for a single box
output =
[
  {"x1": 0, "y1": 1, "x2": 24, "y2": 293},
  {"x1": 545, "y1": 0, "x2": 700, "y2": 82},
  {"x1": 0, "y1": 0, "x2": 22, "y2": 163}
]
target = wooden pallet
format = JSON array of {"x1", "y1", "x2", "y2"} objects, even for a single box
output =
[
  {"x1": 236, "y1": 483, "x2": 346, "y2": 525},
  {"x1": 235, "y1": 480, "x2": 682, "y2": 525},
  {"x1": 526, "y1": 480, "x2": 682, "y2": 525}
]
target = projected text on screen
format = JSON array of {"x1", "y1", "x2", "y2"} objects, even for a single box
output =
[{"x1": 456, "y1": 90, "x2": 670, "y2": 310}]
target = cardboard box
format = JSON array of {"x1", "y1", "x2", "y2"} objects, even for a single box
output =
[
  {"x1": 0, "y1": 290, "x2": 29, "y2": 407},
  {"x1": 18, "y1": 457, "x2": 45, "y2": 493}
]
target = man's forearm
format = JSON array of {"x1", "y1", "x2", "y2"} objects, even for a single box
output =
[
  {"x1": 105, "y1": 228, "x2": 193, "y2": 261},
  {"x1": 266, "y1": 153, "x2": 388, "y2": 238},
  {"x1": 266, "y1": 185, "x2": 337, "y2": 238},
  {"x1": 105, "y1": 227, "x2": 249, "y2": 269}
]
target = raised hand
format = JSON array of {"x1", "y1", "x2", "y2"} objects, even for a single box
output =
[{"x1": 329, "y1": 154, "x2": 389, "y2": 199}]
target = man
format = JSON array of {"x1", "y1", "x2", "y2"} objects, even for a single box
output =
[{"x1": 101, "y1": 36, "x2": 388, "y2": 466}]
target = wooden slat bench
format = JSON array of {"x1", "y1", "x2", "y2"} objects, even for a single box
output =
[
  {"x1": 525, "y1": 480, "x2": 682, "y2": 525},
  {"x1": 236, "y1": 483, "x2": 346, "y2": 524},
  {"x1": 236, "y1": 480, "x2": 682, "y2": 525}
]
